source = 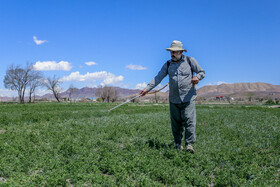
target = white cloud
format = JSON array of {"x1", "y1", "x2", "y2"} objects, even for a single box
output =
[
  {"x1": 86, "y1": 84, "x2": 98, "y2": 88},
  {"x1": 34, "y1": 89, "x2": 52, "y2": 96},
  {"x1": 135, "y1": 82, "x2": 147, "y2": 89},
  {"x1": 208, "y1": 81, "x2": 228, "y2": 86},
  {"x1": 33, "y1": 61, "x2": 72, "y2": 71},
  {"x1": 33, "y1": 36, "x2": 48, "y2": 45},
  {"x1": 126, "y1": 64, "x2": 147, "y2": 70},
  {"x1": 0, "y1": 89, "x2": 18, "y2": 97},
  {"x1": 85, "y1": 61, "x2": 98, "y2": 66},
  {"x1": 61, "y1": 71, "x2": 124, "y2": 86},
  {"x1": 23, "y1": 88, "x2": 53, "y2": 96}
]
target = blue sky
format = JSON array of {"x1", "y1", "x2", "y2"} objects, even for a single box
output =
[{"x1": 1, "y1": 0, "x2": 280, "y2": 96}]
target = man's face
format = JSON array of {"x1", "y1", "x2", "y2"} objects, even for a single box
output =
[{"x1": 171, "y1": 51, "x2": 183, "y2": 61}]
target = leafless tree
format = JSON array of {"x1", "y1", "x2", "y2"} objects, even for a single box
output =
[
  {"x1": 67, "y1": 84, "x2": 77, "y2": 102},
  {"x1": 95, "y1": 86, "x2": 118, "y2": 102},
  {"x1": 95, "y1": 86, "x2": 105, "y2": 102},
  {"x1": 131, "y1": 96, "x2": 140, "y2": 103},
  {"x1": 154, "y1": 92, "x2": 160, "y2": 103},
  {"x1": 259, "y1": 98, "x2": 263, "y2": 103},
  {"x1": 28, "y1": 71, "x2": 44, "y2": 103},
  {"x1": 109, "y1": 87, "x2": 118, "y2": 102},
  {"x1": 225, "y1": 96, "x2": 231, "y2": 104},
  {"x1": 44, "y1": 75, "x2": 62, "y2": 102},
  {"x1": 3, "y1": 63, "x2": 37, "y2": 104}
]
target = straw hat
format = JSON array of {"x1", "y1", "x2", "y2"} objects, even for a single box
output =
[{"x1": 166, "y1": 40, "x2": 187, "y2": 52}]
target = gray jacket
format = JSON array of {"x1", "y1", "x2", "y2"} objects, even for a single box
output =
[{"x1": 145, "y1": 55, "x2": 205, "y2": 104}]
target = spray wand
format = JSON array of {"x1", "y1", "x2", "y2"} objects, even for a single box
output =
[{"x1": 108, "y1": 83, "x2": 169, "y2": 112}]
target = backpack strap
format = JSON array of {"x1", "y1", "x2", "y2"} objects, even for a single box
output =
[
  {"x1": 186, "y1": 56, "x2": 193, "y2": 78},
  {"x1": 167, "y1": 61, "x2": 170, "y2": 69},
  {"x1": 166, "y1": 61, "x2": 171, "y2": 74}
]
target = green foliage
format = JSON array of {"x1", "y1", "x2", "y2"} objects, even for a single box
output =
[
  {"x1": 96, "y1": 97, "x2": 103, "y2": 102},
  {"x1": 265, "y1": 99, "x2": 275, "y2": 105},
  {"x1": 0, "y1": 103, "x2": 279, "y2": 186}
]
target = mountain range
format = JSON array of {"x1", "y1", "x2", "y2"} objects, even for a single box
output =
[
  {"x1": 38, "y1": 82, "x2": 280, "y2": 100},
  {"x1": 1, "y1": 82, "x2": 280, "y2": 102}
]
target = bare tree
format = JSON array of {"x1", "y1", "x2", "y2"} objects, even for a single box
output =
[
  {"x1": 154, "y1": 92, "x2": 160, "y2": 103},
  {"x1": 95, "y1": 86, "x2": 105, "y2": 102},
  {"x1": 4, "y1": 63, "x2": 36, "y2": 104},
  {"x1": 44, "y1": 76, "x2": 62, "y2": 102},
  {"x1": 95, "y1": 86, "x2": 118, "y2": 102},
  {"x1": 131, "y1": 96, "x2": 140, "y2": 103},
  {"x1": 67, "y1": 84, "x2": 77, "y2": 102},
  {"x1": 225, "y1": 96, "x2": 231, "y2": 104},
  {"x1": 108, "y1": 87, "x2": 118, "y2": 102},
  {"x1": 28, "y1": 71, "x2": 43, "y2": 103}
]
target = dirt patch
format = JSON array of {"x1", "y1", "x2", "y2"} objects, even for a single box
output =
[
  {"x1": 209, "y1": 174, "x2": 215, "y2": 187},
  {"x1": 0, "y1": 130, "x2": 6, "y2": 134},
  {"x1": 66, "y1": 179, "x2": 74, "y2": 187},
  {"x1": 0, "y1": 177, "x2": 7, "y2": 182},
  {"x1": 268, "y1": 105, "x2": 280, "y2": 108}
]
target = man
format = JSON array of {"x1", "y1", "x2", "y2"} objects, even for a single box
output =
[{"x1": 140, "y1": 40, "x2": 205, "y2": 153}]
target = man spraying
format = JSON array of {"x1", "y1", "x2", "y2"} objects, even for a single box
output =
[{"x1": 140, "y1": 40, "x2": 205, "y2": 153}]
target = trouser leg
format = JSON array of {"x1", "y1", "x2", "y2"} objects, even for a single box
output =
[
  {"x1": 182, "y1": 100, "x2": 196, "y2": 145},
  {"x1": 169, "y1": 102, "x2": 184, "y2": 145}
]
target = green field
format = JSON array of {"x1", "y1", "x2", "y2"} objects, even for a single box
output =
[{"x1": 0, "y1": 102, "x2": 279, "y2": 186}]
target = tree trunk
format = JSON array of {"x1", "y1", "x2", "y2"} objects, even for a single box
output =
[
  {"x1": 18, "y1": 92, "x2": 22, "y2": 104},
  {"x1": 18, "y1": 89, "x2": 24, "y2": 104},
  {"x1": 20, "y1": 95, "x2": 24, "y2": 104},
  {"x1": 22, "y1": 86, "x2": 26, "y2": 104},
  {"x1": 29, "y1": 91, "x2": 32, "y2": 103},
  {"x1": 33, "y1": 93, "x2": 36, "y2": 103},
  {"x1": 53, "y1": 91, "x2": 60, "y2": 102}
]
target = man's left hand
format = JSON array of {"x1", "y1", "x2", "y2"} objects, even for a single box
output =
[{"x1": 190, "y1": 76, "x2": 199, "y2": 86}]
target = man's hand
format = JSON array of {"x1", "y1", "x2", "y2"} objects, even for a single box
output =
[
  {"x1": 190, "y1": 76, "x2": 199, "y2": 87},
  {"x1": 140, "y1": 89, "x2": 147, "y2": 96}
]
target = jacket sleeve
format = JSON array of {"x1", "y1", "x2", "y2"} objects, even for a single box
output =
[
  {"x1": 189, "y1": 57, "x2": 205, "y2": 80},
  {"x1": 144, "y1": 62, "x2": 168, "y2": 92}
]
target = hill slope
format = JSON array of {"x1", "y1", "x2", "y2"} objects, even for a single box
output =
[{"x1": 197, "y1": 82, "x2": 280, "y2": 97}]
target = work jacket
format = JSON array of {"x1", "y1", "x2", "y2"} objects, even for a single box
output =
[{"x1": 145, "y1": 55, "x2": 205, "y2": 104}]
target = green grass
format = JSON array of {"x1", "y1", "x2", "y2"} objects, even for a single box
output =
[{"x1": 0, "y1": 102, "x2": 279, "y2": 186}]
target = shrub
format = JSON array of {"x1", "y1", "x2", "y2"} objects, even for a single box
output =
[{"x1": 265, "y1": 99, "x2": 275, "y2": 105}]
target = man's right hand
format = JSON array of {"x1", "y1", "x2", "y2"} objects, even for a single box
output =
[{"x1": 140, "y1": 89, "x2": 147, "y2": 96}]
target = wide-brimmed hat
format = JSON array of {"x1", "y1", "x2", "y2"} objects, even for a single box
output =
[{"x1": 166, "y1": 40, "x2": 187, "y2": 52}]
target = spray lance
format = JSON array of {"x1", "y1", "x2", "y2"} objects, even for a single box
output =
[{"x1": 108, "y1": 83, "x2": 169, "y2": 112}]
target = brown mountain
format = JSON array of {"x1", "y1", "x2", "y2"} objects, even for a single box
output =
[{"x1": 197, "y1": 82, "x2": 280, "y2": 98}]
